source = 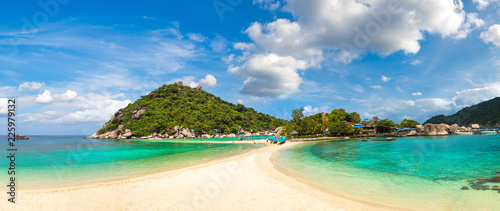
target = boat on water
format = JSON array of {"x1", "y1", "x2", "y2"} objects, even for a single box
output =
[
  {"x1": 15, "y1": 135, "x2": 29, "y2": 139},
  {"x1": 481, "y1": 130, "x2": 498, "y2": 135},
  {"x1": 454, "y1": 131, "x2": 473, "y2": 135}
]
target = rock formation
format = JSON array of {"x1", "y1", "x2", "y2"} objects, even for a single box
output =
[
  {"x1": 132, "y1": 107, "x2": 148, "y2": 120},
  {"x1": 423, "y1": 123, "x2": 449, "y2": 136}
]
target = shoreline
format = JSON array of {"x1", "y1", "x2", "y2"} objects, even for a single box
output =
[
  {"x1": 2, "y1": 142, "x2": 399, "y2": 210},
  {"x1": 269, "y1": 143, "x2": 411, "y2": 211}
]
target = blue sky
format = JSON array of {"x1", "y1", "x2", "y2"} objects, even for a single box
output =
[{"x1": 1, "y1": 0, "x2": 500, "y2": 135}]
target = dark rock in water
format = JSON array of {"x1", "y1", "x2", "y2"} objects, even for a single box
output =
[
  {"x1": 491, "y1": 176, "x2": 500, "y2": 182},
  {"x1": 361, "y1": 139, "x2": 368, "y2": 142},
  {"x1": 495, "y1": 170, "x2": 500, "y2": 174},
  {"x1": 476, "y1": 179, "x2": 490, "y2": 184},
  {"x1": 385, "y1": 138, "x2": 397, "y2": 141},
  {"x1": 461, "y1": 186, "x2": 469, "y2": 190}
]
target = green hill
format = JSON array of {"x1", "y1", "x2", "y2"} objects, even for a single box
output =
[
  {"x1": 425, "y1": 97, "x2": 500, "y2": 127},
  {"x1": 96, "y1": 82, "x2": 286, "y2": 137}
]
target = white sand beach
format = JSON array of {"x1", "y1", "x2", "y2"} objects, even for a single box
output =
[{"x1": 1, "y1": 143, "x2": 401, "y2": 210}]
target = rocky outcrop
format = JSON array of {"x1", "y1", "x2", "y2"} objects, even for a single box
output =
[
  {"x1": 89, "y1": 125, "x2": 132, "y2": 139},
  {"x1": 415, "y1": 125, "x2": 424, "y2": 132},
  {"x1": 174, "y1": 81, "x2": 183, "y2": 86},
  {"x1": 471, "y1": 124, "x2": 480, "y2": 129},
  {"x1": 449, "y1": 124, "x2": 460, "y2": 133},
  {"x1": 132, "y1": 107, "x2": 148, "y2": 120},
  {"x1": 274, "y1": 127, "x2": 283, "y2": 137},
  {"x1": 424, "y1": 123, "x2": 449, "y2": 136},
  {"x1": 196, "y1": 86, "x2": 202, "y2": 91},
  {"x1": 321, "y1": 112, "x2": 329, "y2": 121}
]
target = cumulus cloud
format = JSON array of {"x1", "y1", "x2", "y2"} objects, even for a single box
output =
[
  {"x1": 18, "y1": 81, "x2": 45, "y2": 91},
  {"x1": 228, "y1": 0, "x2": 482, "y2": 98},
  {"x1": 303, "y1": 105, "x2": 330, "y2": 116},
  {"x1": 188, "y1": 74, "x2": 218, "y2": 88},
  {"x1": 381, "y1": 76, "x2": 391, "y2": 82},
  {"x1": 480, "y1": 25, "x2": 500, "y2": 46},
  {"x1": 55, "y1": 90, "x2": 78, "y2": 101},
  {"x1": 35, "y1": 90, "x2": 54, "y2": 103},
  {"x1": 245, "y1": 0, "x2": 480, "y2": 63},
  {"x1": 228, "y1": 53, "x2": 309, "y2": 98},
  {"x1": 35, "y1": 89, "x2": 78, "y2": 103},
  {"x1": 412, "y1": 92, "x2": 423, "y2": 96}
]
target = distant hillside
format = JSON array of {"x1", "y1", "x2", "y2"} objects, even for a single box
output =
[
  {"x1": 96, "y1": 82, "x2": 286, "y2": 137},
  {"x1": 425, "y1": 97, "x2": 500, "y2": 127}
]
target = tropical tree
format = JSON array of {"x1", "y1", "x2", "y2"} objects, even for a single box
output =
[
  {"x1": 375, "y1": 119, "x2": 396, "y2": 133},
  {"x1": 329, "y1": 122, "x2": 354, "y2": 136},
  {"x1": 400, "y1": 119, "x2": 420, "y2": 128}
]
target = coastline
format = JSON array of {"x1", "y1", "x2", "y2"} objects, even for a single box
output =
[{"x1": 1, "y1": 142, "x2": 395, "y2": 210}]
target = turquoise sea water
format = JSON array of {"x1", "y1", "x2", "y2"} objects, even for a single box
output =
[
  {"x1": 0, "y1": 136, "x2": 263, "y2": 189},
  {"x1": 276, "y1": 135, "x2": 500, "y2": 210}
]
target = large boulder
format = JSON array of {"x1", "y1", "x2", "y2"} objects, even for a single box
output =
[
  {"x1": 132, "y1": 107, "x2": 148, "y2": 120},
  {"x1": 201, "y1": 134, "x2": 212, "y2": 139},
  {"x1": 471, "y1": 124, "x2": 480, "y2": 129},
  {"x1": 274, "y1": 127, "x2": 284, "y2": 137},
  {"x1": 415, "y1": 125, "x2": 424, "y2": 132},
  {"x1": 424, "y1": 123, "x2": 449, "y2": 136},
  {"x1": 449, "y1": 124, "x2": 460, "y2": 133},
  {"x1": 227, "y1": 133, "x2": 236, "y2": 138},
  {"x1": 121, "y1": 129, "x2": 132, "y2": 139}
]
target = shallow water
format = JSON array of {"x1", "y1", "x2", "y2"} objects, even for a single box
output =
[
  {"x1": 0, "y1": 136, "x2": 263, "y2": 189},
  {"x1": 276, "y1": 135, "x2": 500, "y2": 210}
]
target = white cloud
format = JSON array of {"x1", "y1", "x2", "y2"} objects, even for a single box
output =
[
  {"x1": 243, "y1": 0, "x2": 480, "y2": 64},
  {"x1": 34, "y1": 89, "x2": 78, "y2": 103},
  {"x1": 55, "y1": 90, "x2": 78, "y2": 101},
  {"x1": 412, "y1": 92, "x2": 423, "y2": 96},
  {"x1": 22, "y1": 93, "x2": 132, "y2": 123},
  {"x1": 381, "y1": 76, "x2": 391, "y2": 82},
  {"x1": 188, "y1": 74, "x2": 218, "y2": 88},
  {"x1": 480, "y1": 25, "x2": 500, "y2": 46},
  {"x1": 0, "y1": 98, "x2": 7, "y2": 114},
  {"x1": 452, "y1": 84, "x2": 500, "y2": 107},
  {"x1": 18, "y1": 81, "x2": 45, "y2": 91},
  {"x1": 410, "y1": 59, "x2": 422, "y2": 65},
  {"x1": 187, "y1": 33, "x2": 207, "y2": 42},
  {"x1": 303, "y1": 105, "x2": 330, "y2": 116},
  {"x1": 35, "y1": 90, "x2": 54, "y2": 103},
  {"x1": 370, "y1": 85, "x2": 382, "y2": 89},
  {"x1": 228, "y1": 53, "x2": 309, "y2": 98},
  {"x1": 198, "y1": 74, "x2": 217, "y2": 87},
  {"x1": 473, "y1": 0, "x2": 499, "y2": 9}
]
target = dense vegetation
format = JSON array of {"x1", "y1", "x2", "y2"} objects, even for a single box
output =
[
  {"x1": 282, "y1": 107, "x2": 416, "y2": 136},
  {"x1": 97, "y1": 84, "x2": 287, "y2": 137},
  {"x1": 283, "y1": 108, "x2": 362, "y2": 136},
  {"x1": 425, "y1": 97, "x2": 500, "y2": 127}
]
